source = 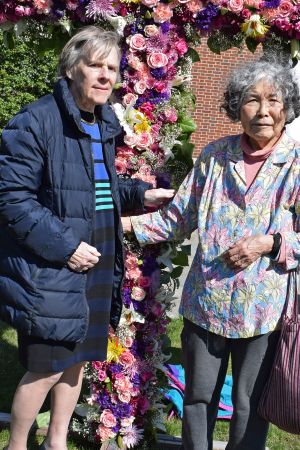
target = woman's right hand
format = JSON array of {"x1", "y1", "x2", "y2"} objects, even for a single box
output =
[{"x1": 67, "y1": 241, "x2": 101, "y2": 272}]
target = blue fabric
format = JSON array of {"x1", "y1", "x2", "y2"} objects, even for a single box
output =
[
  {"x1": 0, "y1": 78, "x2": 151, "y2": 342},
  {"x1": 165, "y1": 364, "x2": 233, "y2": 420}
]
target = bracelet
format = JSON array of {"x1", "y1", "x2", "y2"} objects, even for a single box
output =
[{"x1": 269, "y1": 233, "x2": 282, "y2": 259}]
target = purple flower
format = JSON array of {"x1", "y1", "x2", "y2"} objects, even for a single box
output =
[
  {"x1": 263, "y1": 0, "x2": 281, "y2": 7},
  {"x1": 161, "y1": 22, "x2": 170, "y2": 33},
  {"x1": 109, "y1": 363, "x2": 123, "y2": 374},
  {"x1": 150, "y1": 68, "x2": 166, "y2": 80},
  {"x1": 86, "y1": 0, "x2": 116, "y2": 18},
  {"x1": 196, "y1": 3, "x2": 220, "y2": 32}
]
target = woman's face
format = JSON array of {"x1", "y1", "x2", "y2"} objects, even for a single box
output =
[
  {"x1": 68, "y1": 47, "x2": 119, "y2": 112},
  {"x1": 240, "y1": 79, "x2": 286, "y2": 150}
]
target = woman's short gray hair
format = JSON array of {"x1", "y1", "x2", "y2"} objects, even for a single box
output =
[
  {"x1": 58, "y1": 26, "x2": 121, "y2": 78},
  {"x1": 221, "y1": 58, "x2": 300, "y2": 124}
]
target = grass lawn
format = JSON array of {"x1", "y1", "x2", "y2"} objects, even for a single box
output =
[{"x1": 0, "y1": 319, "x2": 299, "y2": 449}]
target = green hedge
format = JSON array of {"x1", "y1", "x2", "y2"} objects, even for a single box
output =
[{"x1": 0, "y1": 33, "x2": 58, "y2": 131}]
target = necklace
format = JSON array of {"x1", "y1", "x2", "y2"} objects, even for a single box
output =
[{"x1": 80, "y1": 109, "x2": 96, "y2": 125}]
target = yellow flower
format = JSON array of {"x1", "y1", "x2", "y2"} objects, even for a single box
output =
[
  {"x1": 134, "y1": 120, "x2": 151, "y2": 134},
  {"x1": 107, "y1": 337, "x2": 125, "y2": 362},
  {"x1": 241, "y1": 14, "x2": 270, "y2": 38}
]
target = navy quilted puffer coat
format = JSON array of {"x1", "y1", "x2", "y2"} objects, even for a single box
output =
[{"x1": 0, "y1": 79, "x2": 150, "y2": 343}]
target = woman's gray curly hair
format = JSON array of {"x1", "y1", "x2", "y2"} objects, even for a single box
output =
[{"x1": 221, "y1": 58, "x2": 300, "y2": 124}]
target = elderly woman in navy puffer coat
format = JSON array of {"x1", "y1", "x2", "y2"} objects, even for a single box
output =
[{"x1": 0, "y1": 27, "x2": 174, "y2": 450}]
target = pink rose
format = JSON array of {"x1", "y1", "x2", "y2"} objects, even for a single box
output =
[
  {"x1": 144, "y1": 24, "x2": 159, "y2": 37},
  {"x1": 123, "y1": 93, "x2": 138, "y2": 107},
  {"x1": 128, "y1": 34, "x2": 147, "y2": 51},
  {"x1": 134, "y1": 80, "x2": 147, "y2": 94},
  {"x1": 124, "y1": 134, "x2": 138, "y2": 148},
  {"x1": 186, "y1": 0, "x2": 204, "y2": 14},
  {"x1": 152, "y1": 4, "x2": 173, "y2": 23},
  {"x1": 147, "y1": 52, "x2": 168, "y2": 69},
  {"x1": 136, "y1": 132, "x2": 154, "y2": 150},
  {"x1": 175, "y1": 38, "x2": 188, "y2": 57},
  {"x1": 228, "y1": 0, "x2": 243, "y2": 13},
  {"x1": 115, "y1": 157, "x2": 128, "y2": 175},
  {"x1": 100, "y1": 409, "x2": 117, "y2": 428},
  {"x1": 241, "y1": 8, "x2": 251, "y2": 18},
  {"x1": 141, "y1": 0, "x2": 159, "y2": 6},
  {"x1": 278, "y1": 0, "x2": 294, "y2": 17},
  {"x1": 131, "y1": 286, "x2": 147, "y2": 301},
  {"x1": 118, "y1": 392, "x2": 131, "y2": 403},
  {"x1": 97, "y1": 425, "x2": 116, "y2": 441},
  {"x1": 123, "y1": 336, "x2": 134, "y2": 348},
  {"x1": 119, "y1": 350, "x2": 136, "y2": 368}
]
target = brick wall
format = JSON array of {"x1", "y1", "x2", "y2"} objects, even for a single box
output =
[{"x1": 190, "y1": 39, "x2": 262, "y2": 156}]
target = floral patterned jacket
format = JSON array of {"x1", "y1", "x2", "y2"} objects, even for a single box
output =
[{"x1": 132, "y1": 133, "x2": 300, "y2": 338}]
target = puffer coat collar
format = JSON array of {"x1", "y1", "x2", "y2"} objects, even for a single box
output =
[{"x1": 53, "y1": 78, "x2": 122, "y2": 143}]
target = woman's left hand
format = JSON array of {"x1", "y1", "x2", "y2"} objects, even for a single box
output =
[
  {"x1": 222, "y1": 234, "x2": 274, "y2": 270},
  {"x1": 144, "y1": 188, "x2": 175, "y2": 208}
]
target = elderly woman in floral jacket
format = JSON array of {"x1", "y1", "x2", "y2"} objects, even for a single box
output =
[{"x1": 123, "y1": 57, "x2": 300, "y2": 450}]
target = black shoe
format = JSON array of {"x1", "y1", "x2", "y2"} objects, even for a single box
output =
[{"x1": 39, "y1": 443, "x2": 47, "y2": 450}]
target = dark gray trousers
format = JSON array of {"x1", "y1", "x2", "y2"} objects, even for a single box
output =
[{"x1": 181, "y1": 318, "x2": 279, "y2": 450}]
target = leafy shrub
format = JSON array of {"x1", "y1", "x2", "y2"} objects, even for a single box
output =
[{"x1": 0, "y1": 33, "x2": 58, "y2": 131}]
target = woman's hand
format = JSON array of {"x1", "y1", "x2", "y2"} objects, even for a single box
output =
[
  {"x1": 67, "y1": 241, "x2": 101, "y2": 272},
  {"x1": 222, "y1": 234, "x2": 274, "y2": 270},
  {"x1": 144, "y1": 188, "x2": 175, "y2": 208}
]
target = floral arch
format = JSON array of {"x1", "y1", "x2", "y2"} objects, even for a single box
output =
[{"x1": 0, "y1": 1, "x2": 298, "y2": 448}]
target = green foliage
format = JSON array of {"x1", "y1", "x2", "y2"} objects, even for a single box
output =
[{"x1": 0, "y1": 31, "x2": 58, "y2": 132}]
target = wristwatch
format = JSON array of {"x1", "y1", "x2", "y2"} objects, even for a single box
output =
[{"x1": 269, "y1": 233, "x2": 282, "y2": 259}]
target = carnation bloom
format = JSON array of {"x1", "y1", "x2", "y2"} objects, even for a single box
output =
[
  {"x1": 97, "y1": 425, "x2": 116, "y2": 441},
  {"x1": 33, "y1": 0, "x2": 53, "y2": 14},
  {"x1": 152, "y1": 3, "x2": 173, "y2": 23},
  {"x1": 241, "y1": 14, "x2": 270, "y2": 37},
  {"x1": 120, "y1": 424, "x2": 144, "y2": 448}
]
